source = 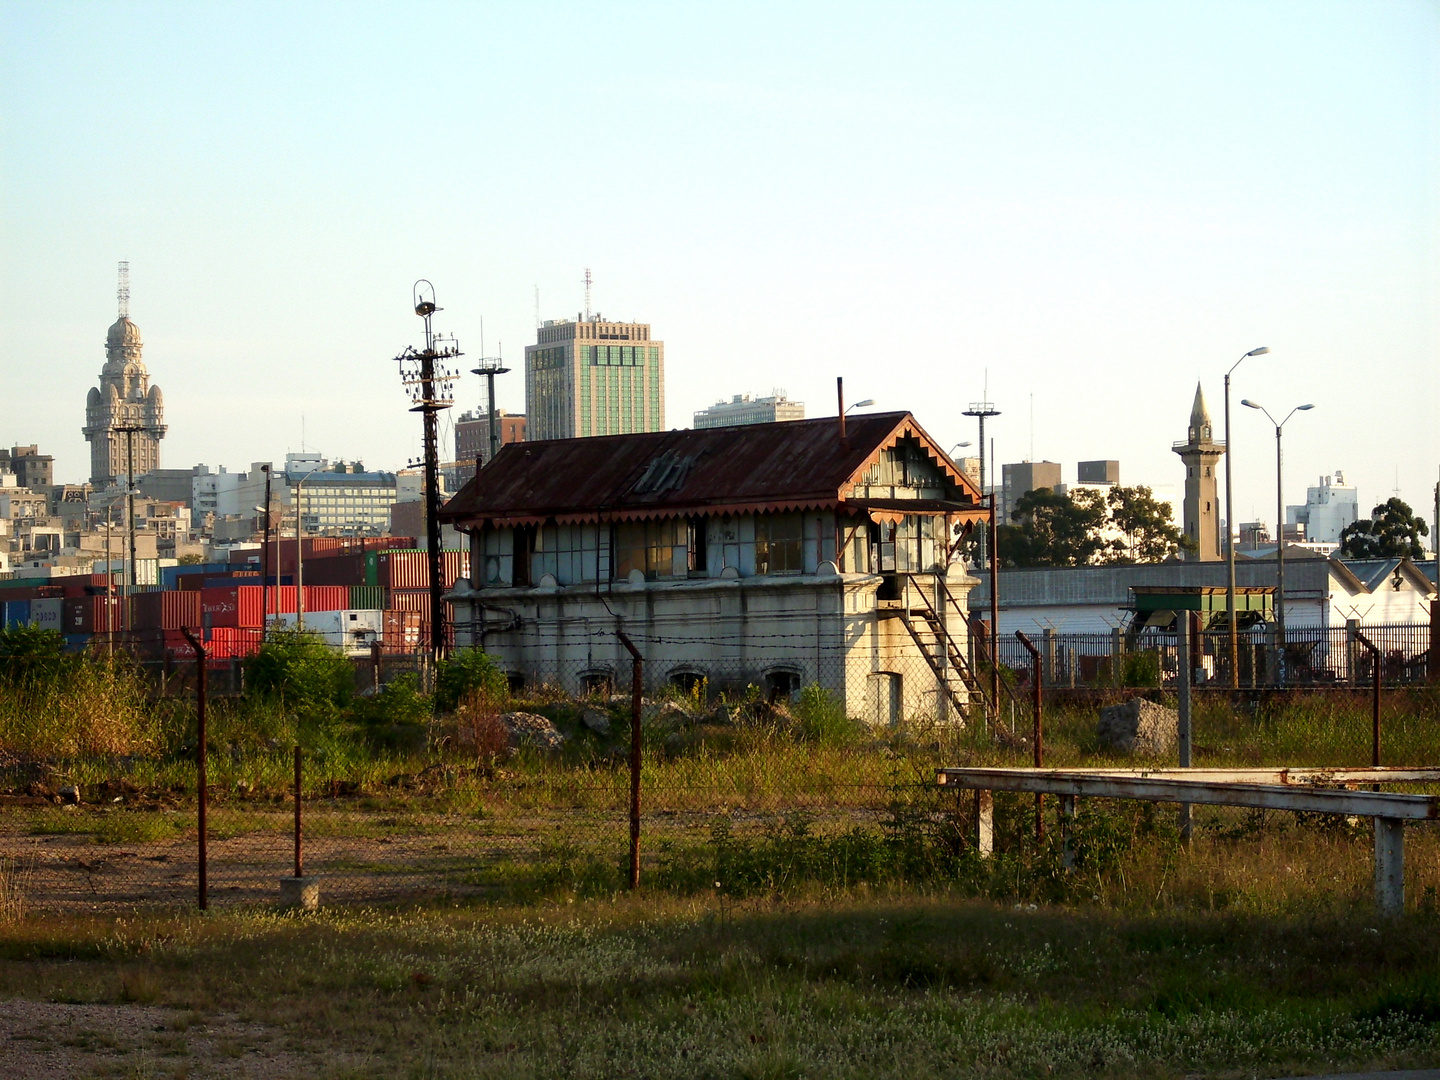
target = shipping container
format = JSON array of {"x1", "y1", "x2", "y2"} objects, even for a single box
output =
[
  {"x1": 303, "y1": 585, "x2": 349, "y2": 613},
  {"x1": 29, "y1": 597, "x2": 63, "y2": 632},
  {"x1": 272, "y1": 609, "x2": 383, "y2": 654},
  {"x1": 131, "y1": 590, "x2": 202, "y2": 632},
  {"x1": 348, "y1": 585, "x2": 384, "y2": 610},
  {"x1": 3, "y1": 599, "x2": 31, "y2": 628},
  {"x1": 382, "y1": 609, "x2": 422, "y2": 652},
  {"x1": 375, "y1": 549, "x2": 469, "y2": 590},
  {"x1": 386, "y1": 590, "x2": 453, "y2": 637},
  {"x1": 162, "y1": 562, "x2": 232, "y2": 591},
  {"x1": 201, "y1": 585, "x2": 298, "y2": 629},
  {"x1": 62, "y1": 595, "x2": 123, "y2": 634},
  {"x1": 299, "y1": 552, "x2": 367, "y2": 587}
]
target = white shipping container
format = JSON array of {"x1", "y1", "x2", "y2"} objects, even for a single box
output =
[
  {"x1": 30, "y1": 597, "x2": 63, "y2": 631},
  {"x1": 271, "y1": 609, "x2": 383, "y2": 654}
]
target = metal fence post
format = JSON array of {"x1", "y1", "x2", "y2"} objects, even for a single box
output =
[
  {"x1": 180, "y1": 626, "x2": 207, "y2": 911},
  {"x1": 1110, "y1": 627, "x2": 1123, "y2": 688},
  {"x1": 1355, "y1": 630, "x2": 1382, "y2": 768},
  {"x1": 294, "y1": 745, "x2": 303, "y2": 878},
  {"x1": 616, "y1": 628, "x2": 643, "y2": 890},
  {"x1": 1177, "y1": 612, "x2": 1193, "y2": 845},
  {"x1": 1015, "y1": 631, "x2": 1043, "y2": 841}
]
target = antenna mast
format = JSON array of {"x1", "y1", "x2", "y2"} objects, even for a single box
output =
[
  {"x1": 117, "y1": 261, "x2": 130, "y2": 318},
  {"x1": 583, "y1": 268, "x2": 593, "y2": 321}
]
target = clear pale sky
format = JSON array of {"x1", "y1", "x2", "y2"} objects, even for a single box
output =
[{"x1": 2, "y1": 1, "x2": 1436, "y2": 532}]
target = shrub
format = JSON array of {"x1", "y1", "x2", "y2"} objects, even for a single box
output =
[
  {"x1": 793, "y1": 684, "x2": 859, "y2": 745},
  {"x1": 434, "y1": 649, "x2": 508, "y2": 714},
  {"x1": 243, "y1": 630, "x2": 353, "y2": 721},
  {"x1": 0, "y1": 626, "x2": 73, "y2": 687}
]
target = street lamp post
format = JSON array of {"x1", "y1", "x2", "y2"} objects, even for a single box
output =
[
  {"x1": 1224, "y1": 347, "x2": 1268, "y2": 689},
  {"x1": 294, "y1": 468, "x2": 319, "y2": 631},
  {"x1": 1241, "y1": 399, "x2": 1315, "y2": 688}
]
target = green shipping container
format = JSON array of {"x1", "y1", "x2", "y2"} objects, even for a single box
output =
[
  {"x1": 349, "y1": 585, "x2": 384, "y2": 610},
  {"x1": 363, "y1": 552, "x2": 379, "y2": 588}
]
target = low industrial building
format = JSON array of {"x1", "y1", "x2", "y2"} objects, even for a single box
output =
[{"x1": 440, "y1": 412, "x2": 989, "y2": 724}]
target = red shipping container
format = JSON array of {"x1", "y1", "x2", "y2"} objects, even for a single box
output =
[
  {"x1": 132, "y1": 590, "x2": 202, "y2": 631},
  {"x1": 202, "y1": 585, "x2": 300, "y2": 628},
  {"x1": 387, "y1": 590, "x2": 453, "y2": 637},
  {"x1": 302, "y1": 585, "x2": 349, "y2": 613},
  {"x1": 376, "y1": 550, "x2": 470, "y2": 590},
  {"x1": 382, "y1": 609, "x2": 422, "y2": 651}
]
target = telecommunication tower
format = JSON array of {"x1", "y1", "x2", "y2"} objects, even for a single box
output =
[
  {"x1": 583, "y1": 268, "x2": 593, "y2": 321},
  {"x1": 392, "y1": 280, "x2": 462, "y2": 661}
]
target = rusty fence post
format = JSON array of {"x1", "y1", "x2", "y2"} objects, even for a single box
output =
[
  {"x1": 294, "y1": 745, "x2": 303, "y2": 878},
  {"x1": 180, "y1": 626, "x2": 208, "y2": 911},
  {"x1": 1355, "y1": 630, "x2": 1382, "y2": 768},
  {"x1": 1015, "y1": 630, "x2": 1044, "y2": 842},
  {"x1": 617, "y1": 628, "x2": 643, "y2": 890}
]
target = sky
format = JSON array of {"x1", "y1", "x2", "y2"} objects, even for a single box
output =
[{"x1": 2, "y1": 1, "x2": 1436, "y2": 532}]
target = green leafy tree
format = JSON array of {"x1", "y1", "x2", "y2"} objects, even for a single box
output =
[
  {"x1": 1339, "y1": 498, "x2": 1430, "y2": 559},
  {"x1": 997, "y1": 487, "x2": 1109, "y2": 567},
  {"x1": 1104, "y1": 485, "x2": 1191, "y2": 564}
]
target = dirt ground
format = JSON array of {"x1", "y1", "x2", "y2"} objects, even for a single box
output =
[{"x1": 0, "y1": 999, "x2": 319, "y2": 1079}]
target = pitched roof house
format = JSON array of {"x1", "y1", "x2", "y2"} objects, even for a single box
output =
[{"x1": 439, "y1": 412, "x2": 989, "y2": 724}]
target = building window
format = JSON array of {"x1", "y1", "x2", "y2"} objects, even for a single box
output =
[
  {"x1": 755, "y1": 513, "x2": 803, "y2": 575},
  {"x1": 615, "y1": 519, "x2": 684, "y2": 580},
  {"x1": 687, "y1": 517, "x2": 707, "y2": 573}
]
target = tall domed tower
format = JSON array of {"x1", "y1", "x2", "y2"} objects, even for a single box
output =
[
  {"x1": 1171, "y1": 382, "x2": 1224, "y2": 561},
  {"x1": 83, "y1": 263, "x2": 166, "y2": 488}
]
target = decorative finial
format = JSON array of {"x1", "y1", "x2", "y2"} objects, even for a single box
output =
[{"x1": 117, "y1": 261, "x2": 130, "y2": 319}]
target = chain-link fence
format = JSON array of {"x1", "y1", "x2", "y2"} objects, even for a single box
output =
[
  {"x1": 989, "y1": 623, "x2": 1435, "y2": 690},
  {"x1": 2, "y1": 642, "x2": 1437, "y2": 912}
]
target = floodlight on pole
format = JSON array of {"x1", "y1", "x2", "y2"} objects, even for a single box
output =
[
  {"x1": 845, "y1": 398, "x2": 875, "y2": 413},
  {"x1": 1223, "y1": 346, "x2": 1269, "y2": 688}
]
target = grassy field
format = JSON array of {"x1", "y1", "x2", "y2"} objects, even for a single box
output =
[{"x1": 1, "y1": 893, "x2": 1439, "y2": 1078}]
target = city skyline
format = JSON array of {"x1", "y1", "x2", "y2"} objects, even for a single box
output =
[{"x1": 1, "y1": 3, "x2": 1435, "y2": 523}]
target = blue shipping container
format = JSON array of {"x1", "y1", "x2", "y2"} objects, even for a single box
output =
[{"x1": 3, "y1": 599, "x2": 30, "y2": 628}]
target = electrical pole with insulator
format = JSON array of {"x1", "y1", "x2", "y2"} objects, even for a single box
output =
[{"x1": 393, "y1": 281, "x2": 461, "y2": 663}]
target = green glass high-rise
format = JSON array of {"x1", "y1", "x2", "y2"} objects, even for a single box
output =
[{"x1": 525, "y1": 317, "x2": 665, "y2": 441}]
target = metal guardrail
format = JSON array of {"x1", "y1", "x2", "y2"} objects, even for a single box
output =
[{"x1": 936, "y1": 766, "x2": 1440, "y2": 913}]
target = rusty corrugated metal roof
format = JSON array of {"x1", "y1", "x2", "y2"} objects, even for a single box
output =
[{"x1": 439, "y1": 411, "x2": 983, "y2": 527}]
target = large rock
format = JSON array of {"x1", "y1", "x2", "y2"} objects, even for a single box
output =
[
  {"x1": 498, "y1": 711, "x2": 566, "y2": 752},
  {"x1": 1096, "y1": 698, "x2": 1177, "y2": 757}
]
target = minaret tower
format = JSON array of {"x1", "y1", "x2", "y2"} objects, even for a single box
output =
[
  {"x1": 83, "y1": 263, "x2": 167, "y2": 488},
  {"x1": 1172, "y1": 382, "x2": 1224, "y2": 561}
]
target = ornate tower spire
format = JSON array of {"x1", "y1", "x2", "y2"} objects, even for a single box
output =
[
  {"x1": 1172, "y1": 381, "x2": 1224, "y2": 561},
  {"x1": 83, "y1": 265, "x2": 166, "y2": 487}
]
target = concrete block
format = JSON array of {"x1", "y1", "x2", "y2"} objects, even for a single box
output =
[{"x1": 280, "y1": 875, "x2": 320, "y2": 911}]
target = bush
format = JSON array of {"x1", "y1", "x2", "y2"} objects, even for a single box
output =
[
  {"x1": 434, "y1": 649, "x2": 508, "y2": 714},
  {"x1": 243, "y1": 630, "x2": 353, "y2": 721},
  {"x1": 0, "y1": 626, "x2": 73, "y2": 687},
  {"x1": 793, "y1": 684, "x2": 859, "y2": 745}
]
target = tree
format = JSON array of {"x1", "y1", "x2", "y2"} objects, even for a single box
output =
[
  {"x1": 1104, "y1": 485, "x2": 1191, "y2": 564},
  {"x1": 1338, "y1": 498, "x2": 1430, "y2": 559},
  {"x1": 997, "y1": 487, "x2": 1109, "y2": 567}
]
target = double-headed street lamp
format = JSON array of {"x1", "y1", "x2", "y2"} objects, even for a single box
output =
[
  {"x1": 1224, "y1": 347, "x2": 1269, "y2": 689},
  {"x1": 1241, "y1": 398, "x2": 1314, "y2": 687}
]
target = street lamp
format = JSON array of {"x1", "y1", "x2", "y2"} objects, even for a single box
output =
[
  {"x1": 293, "y1": 468, "x2": 319, "y2": 631},
  {"x1": 1241, "y1": 398, "x2": 1314, "y2": 687},
  {"x1": 1224, "y1": 347, "x2": 1268, "y2": 688}
]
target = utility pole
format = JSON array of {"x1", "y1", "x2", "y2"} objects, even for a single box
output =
[
  {"x1": 393, "y1": 281, "x2": 461, "y2": 662},
  {"x1": 112, "y1": 422, "x2": 150, "y2": 631},
  {"x1": 963, "y1": 400, "x2": 1001, "y2": 568}
]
